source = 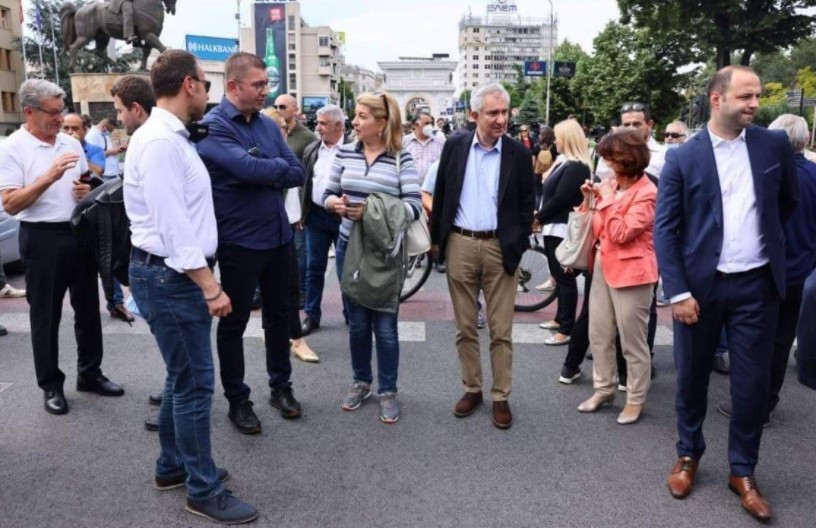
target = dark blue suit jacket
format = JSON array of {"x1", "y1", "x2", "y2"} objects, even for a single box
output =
[{"x1": 654, "y1": 125, "x2": 798, "y2": 302}]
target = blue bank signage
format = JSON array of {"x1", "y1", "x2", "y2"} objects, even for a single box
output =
[
  {"x1": 523, "y1": 60, "x2": 546, "y2": 77},
  {"x1": 185, "y1": 35, "x2": 238, "y2": 62}
]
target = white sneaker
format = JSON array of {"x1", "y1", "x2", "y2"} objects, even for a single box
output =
[
  {"x1": 0, "y1": 284, "x2": 25, "y2": 298},
  {"x1": 534, "y1": 279, "x2": 555, "y2": 291}
]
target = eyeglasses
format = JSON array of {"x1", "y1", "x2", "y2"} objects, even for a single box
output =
[
  {"x1": 239, "y1": 80, "x2": 269, "y2": 93},
  {"x1": 620, "y1": 102, "x2": 647, "y2": 113},
  {"x1": 274, "y1": 104, "x2": 288, "y2": 110},
  {"x1": 32, "y1": 106, "x2": 68, "y2": 117},
  {"x1": 664, "y1": 132, "x2": 686, "y2": 139},
  {"x1": 190, "y1": 76, "x2": 211, "y2": 94}
]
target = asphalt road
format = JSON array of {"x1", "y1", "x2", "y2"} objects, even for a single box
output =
[{"x1": 1, "y1": 267, "x2": 814, "y2": 528}]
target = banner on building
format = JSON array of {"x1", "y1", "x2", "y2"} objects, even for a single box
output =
[
  {"x1": 337, "y1": 31, "x2": 346, "y2": 45},
  {"x1": 523, "y1": 60, "x2": 546, "y2": 77},
  {"x1": 553, "y1": 61, "x2": 576, "y2": 78},
  {"x1": 254, "y1": 3, "x2": 288, "y2": 106},
  {"x1": 185, "y1": 35, "x2": 238, "y2": 62},
  {"x1": 302, "y1": 96, "x2": 329, "y2": 116}
]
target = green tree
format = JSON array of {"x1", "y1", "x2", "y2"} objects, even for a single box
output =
[
  {"x1": 16, "y1": 0, "x2": 141, "y2": 106},
  {"x1": 338, "y1": 78, "x2": 355, "y2": 120},
  {"x1": 618, "y1": 0, "x2": 816, "y2": 69},
  {"x1": 548, "y1": 39, "x2": 590, "y2": 125},
  {"x1": 518, "y1": 91, "x2": 539, "y2": 125},
  {"x1": 571, "y1": 22, "x2": 692, "y2": 127}
]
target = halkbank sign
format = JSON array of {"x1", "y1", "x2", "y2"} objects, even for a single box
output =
[{"x1": 185, "y1": 35, "x2": 239, "y2": 62}]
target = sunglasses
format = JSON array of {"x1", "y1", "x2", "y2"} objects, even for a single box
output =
[
  {"x1": 190, "y1": 76, "x2": 211, "y2": 94},
  {"x1": 274, "y1": 104, "x2": 288, "y2": 111},
  {"x1": 373, "y1": 92, "x2": 390, "y2": 121},
  {"x1": 620, "y1": 102, "x2": 647, "y2": 113},
  {"x1": 664, "y1": 132, "x2": 686, "y2": 139}
]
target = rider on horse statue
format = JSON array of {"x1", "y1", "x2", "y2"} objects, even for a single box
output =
[{"x1": 109, "y1": 0, "x2": 138, "y2": 45}]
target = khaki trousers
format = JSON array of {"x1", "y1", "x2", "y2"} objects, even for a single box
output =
[
  {"x1": 588, "y1": 252, "x2": 654, "y2": 405},
  {"x1": 445, "y1": 233, "x2": 518, "y2": 401}
]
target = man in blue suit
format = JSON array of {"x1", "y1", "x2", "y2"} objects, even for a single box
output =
[{"x1": 655, "y1": 65, "x2": 798, "y2": 522}]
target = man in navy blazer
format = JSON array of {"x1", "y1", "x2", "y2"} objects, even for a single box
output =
[{"x1": 654, "y1": 65, "x2": 797, "y2": 522}]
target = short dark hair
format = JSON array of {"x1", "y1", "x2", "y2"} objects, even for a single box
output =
[
  {"x1": 81, "y1": 114, "x2": 93, "y2": 129},
  {"x1": 225, "y1": 52, "x2": 265, "y2": 82},
  {"x1": 412, "y1": 111, "x2": 433, "y2": 125},
  {"x1": 111, "y1": 75, "x2": 155, "y2": 114},
  {"x1": 620, "y1": 102, "x2": 652, "y2": 123},
  {"x1": 707, "y1": 65, "x2": 757, "y2": 98},
  {"x1": 596, "y1": 129, "x2": 650, "y2": 178},
  {"x1": 538, "y1": 125, "x2": 555, "y2": 146},
  {"x1": 151, "y1": 49, "x2": 199, "y2": 100}
]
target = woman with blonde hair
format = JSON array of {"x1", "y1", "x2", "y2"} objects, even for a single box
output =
[
  {"x1": 323, "y1": 91, "x2": 422, "y2": 423},
  {"x1": 536, "y1": 119, "x2": 592, "y2": 347}
]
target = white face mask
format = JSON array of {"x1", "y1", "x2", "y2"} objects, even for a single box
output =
[{"x1": 422, "y1": 124, "x2": 434, "y2": 138}]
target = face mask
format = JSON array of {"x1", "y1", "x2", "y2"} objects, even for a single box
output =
[
  {"x1": 102, "y1": 130, "x2": 111, "y2": 136},
  {"x1": 422, "y1": 125, "x2": 434, "y2": 138}
]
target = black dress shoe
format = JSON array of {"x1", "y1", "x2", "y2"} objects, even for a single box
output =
[
  {"x1": 228, "y1": 399, "x2": 262, "y2": 434},
  {"x1": 44, "y1": 390, "x2": 68, "y2": 415},
  {"x1": 269, "y1": 386, "x2": 302, "y2": 419},
  {"x1": 148, "y1": 393, "x2": 163, "y2": 406},
  {"x1": 76, "y1": 374, "x2": 125, "y2": 396},
  {"x1": 713, "y1": 353, "x2": 730, "y2": 375},
  {"x1": 0, "y1": 324, "x2": 8, "y2": 336},
  {"x1": 301, "y1": 316, "x2": 319, "y2": 336},
  {"x1": 145, "y1": 416, "x2": 159, "y2": 431}
]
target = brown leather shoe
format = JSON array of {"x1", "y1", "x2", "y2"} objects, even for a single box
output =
[
  {"x1": 110, "y1": 304, "x2": 135, "y2": 323},
  {"x1": 453, "y1": 392, "x2": 483, "y2": 417},
  {"x1": 728, "y1": 475, "x2": 772, "y2": 521},
  {"x1": 492, "y1": 401, "x2": 512, "y2": 429},
  {"x1": 667, "y1": 456, "x2": 699, "y2": 499}
]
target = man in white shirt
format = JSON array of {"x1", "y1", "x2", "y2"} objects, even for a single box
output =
[
  {"x1": 595, "y1": 102, "x2": 665, "y2": 180},
  {"x1": 655, "y1": 66, "x2": 798, "y2": 521},
  {"x1": 124, "y1": 49, "x2": 257, "y2": 524},
  {"x1": 85, "y1": 117, "x2": 124, "y2": 179},
  {"x1": 300, "y1": 104, "x2": 350, "y2": 336},
  {"x1": 402, "y1": 111, "x2": 445, "y2": 184},
  {"x1": 0, "y1": 79, "x2": 124, "y2": 416}
]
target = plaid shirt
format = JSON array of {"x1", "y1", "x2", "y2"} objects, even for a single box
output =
[{"x1": 402, "y1": 133, "x2": 445, "y2": 184}]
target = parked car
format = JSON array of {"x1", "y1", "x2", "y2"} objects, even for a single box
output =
[{"x1": 0, "y1": 199, "x2": 20, "y2": 266}]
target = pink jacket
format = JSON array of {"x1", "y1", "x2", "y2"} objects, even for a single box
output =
[{"x1": 589, "y1": 175, "x2": 658, "y2": 288}]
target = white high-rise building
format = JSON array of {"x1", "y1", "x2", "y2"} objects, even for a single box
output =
[{"x1": 457, "y1": 0, "x2": 557, "y2": 93}]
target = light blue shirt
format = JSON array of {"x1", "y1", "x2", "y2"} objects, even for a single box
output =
[
  {"x1": 421, "y1": 160, "x2": 440, "y2": 194},
  {"x1": 453, "y1": 133, "x2": 502, "y2": 230}
]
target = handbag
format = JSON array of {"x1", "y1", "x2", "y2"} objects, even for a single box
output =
[
  {"x1": 555, "y1": 192, "x2": 595, "y2": 270},
  {"x1": 393, "y1": 149, "x2": 432, "y2": 256}
]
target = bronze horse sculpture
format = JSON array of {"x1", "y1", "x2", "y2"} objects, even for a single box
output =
[{"x1": 60, "y1": 0, "x2": 177, "y2": 72}]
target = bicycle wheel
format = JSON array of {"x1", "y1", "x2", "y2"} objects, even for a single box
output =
[
  {"x1": 515, "y1": 242, "x2": 558, "y2": 312},
  {"x1": 400, "y1": 251, "x2": 433, "y2": 302}
]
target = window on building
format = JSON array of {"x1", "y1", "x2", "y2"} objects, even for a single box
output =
[
  {"x1": 474, "y1": 28, "x2": 480, "y2": 33},
  {"x1": 288, "y1": 15, "x2": 296, "y2": 28},
  {"x1": 289, "y1": 53, "x2": 296, "y2": 62},
  {"x1": 289, "y1": 61, "x2": 296, "y2": 71},
  {"x1": 0, "y1": 8, "x2": 10, "y2": 30},
  {"x1": 2, "y1": 91, "x2": 16, "y2": 113},
  {"x1": 472, "y1": 55, "x2": 478, "y2": 60},
  {"x1": 319, "y1": 36, "x2": 330, "y2": 47},
  {"x1": 473, "y1": 64, "x2": 479, "y2": 69},
  {"x1": 0, "y1": 48, "x2": 11, "y2": 70},
  {"x1": 288, "y1": 42, "x2": 296, "y2": 51},
  {"x1": 472, "y1": 82, "x2": 478, "y2": 87},
  {"x1": 319, "y1": 57, "x2": 331, "y2": 67}
]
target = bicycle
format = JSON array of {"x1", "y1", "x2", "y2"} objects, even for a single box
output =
[
  {"x1": 400, "y1": 250, "x2": 433, "y2": 302},
  {"x1": 515, "y1": 233, "x2": 558, "y2": 312}
]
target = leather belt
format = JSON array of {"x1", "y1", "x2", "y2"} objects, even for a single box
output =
[
  {"x1": 451, "y1": 226, "x2": 498, "y2": 240},
  {"x1": 715, "y1": 264, "x2": 769, "y2": 279},
  {"x1": 19, "y1": 221, "x2": 72, "y2": 232},
  {"x1": 131, "y1": 247, "x2": 216, "y2": 269}
]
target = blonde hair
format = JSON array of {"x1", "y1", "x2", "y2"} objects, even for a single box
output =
[
  {"x1": 261, "y1": 106, "x2": 287, "y2": 133},
  {"x1": 554, "y1": 119, "x2": 591, "y2": 167},
  {"x1": 356, "y1": 91, "x2": 402, "y2": 155}
]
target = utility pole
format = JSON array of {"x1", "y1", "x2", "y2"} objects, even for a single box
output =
[
  {"x1": 544, "y1": 0, "x2": 554, "y2": 126},
  {"x1": 235, "y1": 0, "x2": 241, "y2": 48}
]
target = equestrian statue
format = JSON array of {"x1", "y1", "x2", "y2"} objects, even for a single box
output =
[{"x1": 60, "y1": 0, "x2": 177, "y2": 72}]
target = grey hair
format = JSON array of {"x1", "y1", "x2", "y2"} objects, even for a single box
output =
[
  {"x1": 315, "y1": 104, "x2": 345, "y2": 124},
  {"x1": 19, "y1": 79, "x2": 65, "y2": 110},
  {"x1": 666, "y1": 120, "x2": 688, "y2": 134},
  {"x1": 470, "y1": 83, "x2": 510, "y2": 113},
  {"x1": 768, "y1": 113, "x2": 810, "y2": 153}
]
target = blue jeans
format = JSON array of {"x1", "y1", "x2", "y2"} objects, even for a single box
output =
[
  {"x1": 129, "y1": 259, "x2": 222, "y2": 500},
  {"x1": 336, "y1": 238, "x2": 400, "y2": 394},
  {"x1": 304, "y1": 207, "x2": 342, "y2": 323},
  {"x1": 294, "y1": 228, "x2": 306, "y2": 297}
]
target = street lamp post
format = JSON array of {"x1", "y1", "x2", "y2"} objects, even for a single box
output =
[
  {"x1": 544, "y1": 0, "x2": 554, "y2": 126},
  {"x1": 235, "y1": 0, "x2": 241, "y2": 48}
]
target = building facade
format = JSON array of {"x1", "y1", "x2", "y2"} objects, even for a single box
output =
[
  {"x1": 0, "y1": 0, "x2": 26, "y2": 136},
  {"x1": 378, "y1": 57, "x2": 456, "y2": 122},
  {"x1": 457, "y1": 0, "x2": 557, "y2": 93}
]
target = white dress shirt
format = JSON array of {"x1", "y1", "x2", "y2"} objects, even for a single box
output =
[
  {"x1": 454, "y1": 133, "x2": 501, "y2": 231},
  {"x1": 0, "y1": 127, "x2": 89, "y2": 223},
  {"x1": 311, "y1": 140, "x2": 341, "y2": 207},
  {"x1": 124, "y1": 107, "x2": 217, "y2": 273},
  {"x1": 710, "y1": 126, "x2": 767, "y2": 272}
]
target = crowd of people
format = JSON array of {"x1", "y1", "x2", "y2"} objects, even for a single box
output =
[{"x1": 0, "y1": 51, "x2": 815, "y2": 524}]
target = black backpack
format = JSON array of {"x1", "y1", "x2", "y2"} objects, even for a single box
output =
[{"x1": 70, "y1": 177, "x2": 131, "y2": 302}]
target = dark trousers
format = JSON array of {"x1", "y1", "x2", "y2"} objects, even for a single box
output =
[
  {"x1": 544, "y1": 235, "x2": 578, "y2": 335},
  {"x1": 19, "y1": 223, "x2": 103, "y2": 392},
  {"x1": 796, "y1": 271, "x2": 816, "y2": 390},
  {"x1": 766, "y1": 282, "x2": 803, "y2": 419},
  {"x1": 216, "y1": 242, "x2": 292, "y2": 402},
  {"x1": 673, "y1": 266, "x2": 778, "y2": 476},
  {"x1": 303, "y1": 206, "x2": 342, "y2": 324},
  {"x1": 288, "y1": 226, "x2": 304, "y2": 340},
  {"x1": 294, "y1": 228, "x2": 306, "y2": 297},
  {"x1": 564, "y1": 272, "x2": 592, "y2": 370}
]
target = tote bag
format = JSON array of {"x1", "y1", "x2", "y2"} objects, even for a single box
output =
[
  {"x1": 394, "y1": 150, "x2": 431, "y2": 255},
  {"x1": 555, "y1": 193, "x2": 595, "y2": 270}
]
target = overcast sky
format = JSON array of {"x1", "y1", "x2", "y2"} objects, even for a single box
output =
[{"x1": 25, "y1": 0, "x2": 621, "y2": 70}]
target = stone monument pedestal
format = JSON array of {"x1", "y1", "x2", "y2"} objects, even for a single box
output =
[{"x1": 70, "y1": 72, "x2": 150, "y2": 124}]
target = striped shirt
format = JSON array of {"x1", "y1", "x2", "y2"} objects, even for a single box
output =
[
  {"x1": 402, "y1": 132, "x2": 445, "y2": 184},
  {"x1": 323, "y1": 141, "x2": 422, "y2": 240}
]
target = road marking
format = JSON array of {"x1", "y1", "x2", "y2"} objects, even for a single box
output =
[{"x1": 0, "y1": 383, "x2": 12, "y2": 393}]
